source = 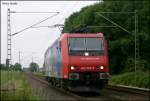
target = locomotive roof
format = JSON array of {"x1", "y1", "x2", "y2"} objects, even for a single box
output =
[
  {"x1": 63, "y1": 33, "x2": 104, "y2": 37},
  {"x1": 59, "y1": 33, "x2": 104, "y2": 40}
]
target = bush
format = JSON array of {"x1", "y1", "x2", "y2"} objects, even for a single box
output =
[{"x1": 110, "y1": 71, "x2": 150, "y2": 88}]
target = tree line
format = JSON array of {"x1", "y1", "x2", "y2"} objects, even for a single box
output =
[
  {"x1": 63, "y1": 0, "x2": 150, "y2": 74},
  {"x1": 0, "y1": 62, "x2": 39, "y2": 72}
]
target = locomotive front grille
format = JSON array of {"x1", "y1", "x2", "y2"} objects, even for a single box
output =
[{"x1": 68, "y1": 72, "x2": 108, "y2": 87}]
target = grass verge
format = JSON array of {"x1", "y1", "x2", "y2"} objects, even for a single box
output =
[
  {"x1": 1, "y1": 70, "x2": 41, "y2": 100},
  {"x1": 33, "y1": 71, "x2": 45, "y2": 76},
  {"x1": 109, "y1": 71, "x2": 150, "y2": 89}
]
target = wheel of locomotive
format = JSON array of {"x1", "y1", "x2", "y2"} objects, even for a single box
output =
[
  {"x1": 45, "y1": 76, "x2": 48, "y2": 81},
  {"x1": 53, "y1": 78, "x2": 57, "y2": 87},
  {"x1": 61, "y1": 80, "x2": 68, "y2": 90},
  {"x1": 57, "y1": 79, "x2": 61, "y2": 88}
]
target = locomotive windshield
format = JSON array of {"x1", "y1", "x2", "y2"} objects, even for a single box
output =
[{"x1": 68, "y1": 37, "x2": 104, "y2": 55}]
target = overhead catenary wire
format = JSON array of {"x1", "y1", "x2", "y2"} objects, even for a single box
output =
[
  {"x1": 10, "y1": 2, "x2": 78, "y2": 36},
  {"x1": 96, "y1": 12, "x2": 135, "y2": 14},
  {"x1": 87, "y1": 25, "x2": 117, "y2": 28},
  {"x1": 54, "y1": 1, "x2": 78, "y2": 33},
  {"x1": 96, "y1": 12, "x2": 131, "y2": 34},
  {"x1": 11, "y1": 12, "x2": 60, "y2": 36},
  {"x1": 56, "y1": 1, "x2": 78, "y2": 24},
  {"x1": 31, "y1": 24, "x2": 64, "y2": 28},
  {"x1": 10, "y1": 11, "x2": 59, "y2": 13}
]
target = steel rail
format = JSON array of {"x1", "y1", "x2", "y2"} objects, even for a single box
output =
[
  {"x1": 35, "y1": 74, "x2": 150, "y2": 96},
  {"x1": 106, "y1": 84, "x2": 150, "y2": 96}
]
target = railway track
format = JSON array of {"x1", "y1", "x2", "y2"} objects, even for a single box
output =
[
  {"x1": 26, "y1": 73, "x2": 150, "y2": 101},
  {"x1": 106, "y1": 84, "x2": 150, "y2": 96},
  {"x1": 103, "y1": 84, "x2": 150, "y2": 101},
  {"x1": 28, "y1": 74, "x2": 114, "y2": 101}
]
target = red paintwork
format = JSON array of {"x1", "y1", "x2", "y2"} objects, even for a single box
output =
[
  {"x1": 69, "y1": 56, "x2": 109, "y2": 72},
  {"x1": 60, "y1": 34, "x2": 69, "y2": 79},
  {"x1": 60, "y1": 33, "x2": 109, "y2": 79}
]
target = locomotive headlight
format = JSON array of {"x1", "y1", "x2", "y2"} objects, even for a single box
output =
[
  {"x1": 71, "y1": 66, "x2": 75, "y2": 70},
  {"x1": 85, "y1": 52, "x2": 89, "y2": 56},
  {"x1": 100, "y1": 66, "x2": 104, "y2": 69}
]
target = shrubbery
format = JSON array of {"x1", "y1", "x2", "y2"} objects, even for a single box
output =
[
  {"x1": 0, "y1": 63, "x2": 22, "y2": 71},
  {"x1": 110, "y1": 71, "x2": 150, "y2": 88}
]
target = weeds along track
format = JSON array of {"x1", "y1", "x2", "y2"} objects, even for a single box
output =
[{"x1": 26, "y1": 72, "x2": 150, "y2": 101}]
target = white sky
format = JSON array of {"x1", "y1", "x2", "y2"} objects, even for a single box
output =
[{"x1": 1, "y1": 1, "x2": 99, "y2": 68}]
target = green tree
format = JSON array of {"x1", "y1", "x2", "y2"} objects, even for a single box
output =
[
  {"x1": 63, "y1": 0, "x2": 150, "y2": 74},
  {"x1": 0, "y1": 64, "x2": 6, "y2": 70},
  {"x1": 13, "y1": 63, "x2": 22, "y2": 71},
  {"x1": 29, "y1": 62, "x2": 39, "y2": 72}
]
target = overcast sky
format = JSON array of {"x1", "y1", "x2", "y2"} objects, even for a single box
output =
[{"x1": 1, "y1": 1, "x2": 99, "y2": 68}]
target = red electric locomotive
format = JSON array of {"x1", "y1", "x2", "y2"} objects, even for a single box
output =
[{"x1": 44, "y1": 33, "x2": 109, "y2": 92}]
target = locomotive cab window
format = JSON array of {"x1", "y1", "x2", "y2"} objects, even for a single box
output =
[{"x1": 68, "y1": 37, "x2": 104, "y2": 56}]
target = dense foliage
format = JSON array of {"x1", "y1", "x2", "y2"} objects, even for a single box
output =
[{"x1": 63, "y1": 0, "x2": 150, "y2": 74}]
